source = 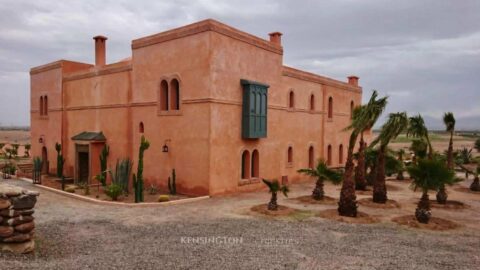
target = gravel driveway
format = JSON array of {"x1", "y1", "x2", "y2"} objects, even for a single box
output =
[{"x1": 1, "y1": 178, "x2": 479, "y2": 270}]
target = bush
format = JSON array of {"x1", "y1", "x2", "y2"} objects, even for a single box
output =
[
  {"x1": 158, "y1": 195, "x2": 170, "y2": 202},
  {"x1": 65, "y1": 185, "x2": 76, "y2": 193},
  {"x1": 105, "y1": 183, "x2": 123, "y2": 201}
]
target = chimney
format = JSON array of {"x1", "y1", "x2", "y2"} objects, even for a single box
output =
[
  {"x1": 93, "y1": 35, "x2": 108, "y2": 66},
  {"x1": 347, "y1": 75, "x2": 359, "y2": 86},
  {"x1": 269, "y1": 32, "x2": 282, "y2": 45}
]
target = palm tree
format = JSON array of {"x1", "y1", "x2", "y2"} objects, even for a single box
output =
[
  {"x1": 475, "y1": 138, "x2": 480, "y2": 153},
  {"x1": 338, "y1": 91, "x2": 388, "y2": 217},
  {"x1": 407, "y1": 114, "x2": 433, "y2": 158},
  {"x1": 262, "y1": 179, "x2": 289, "y2": 211},
  {"x1": 396, "y1": 149, "x2": 406, "y2": 180},
  {"x1": 370, "y1": 112, "x2": 409, "y2": 203},
  {"x1": 354, "y1": 138, "x2": 367, "y2": 190},
  {"x1": 470, "y1": 167, "x2": 480, "y2": 191},
  {"x1": 298, "y1": 159, "x2": 342, "y2": 200},
  {"x1": 408, "y1": 159, "x2": 455, "y2": 223},
  {"x1": 443, "y1": 112, "x2": 456, "y2": 170},
  {"x1": 410, "y1": 139, "x2": 428, "y2": 163}
]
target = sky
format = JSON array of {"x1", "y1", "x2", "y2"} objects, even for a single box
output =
[{"x1": 0, "y1": 0, "x2": 479, "y2": 129}]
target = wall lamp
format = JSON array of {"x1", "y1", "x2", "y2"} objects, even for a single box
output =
[{"x1": 162, "y1": 139, "x2": 171, "y2": 153}]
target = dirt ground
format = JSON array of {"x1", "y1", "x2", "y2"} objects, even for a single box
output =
[{"x1": 1, "y1": 175, "x2": 479, "y2": 269}]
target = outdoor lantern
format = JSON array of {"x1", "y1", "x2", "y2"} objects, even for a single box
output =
[
  {"x1": 38, "y1": 136, "x2": 44, "y2": 144},
  {"x1": 162, "y1": 139, "x2": 171, "y2": 153},
  {"x1": 162, "y1": 144, "x2": 169, "y2": 153}
]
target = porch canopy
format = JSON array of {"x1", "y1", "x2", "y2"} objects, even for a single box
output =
[{"x1": 71, "y1": 131, "x2": 106, "y2": 142}]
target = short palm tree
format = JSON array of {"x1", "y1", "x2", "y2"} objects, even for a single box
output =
[
  {"x1": 470, "y1": 167, "x2": 480, "y2": 191},
  {"x1": 370, "y1": 112, "x2": 409, "y2": 203},
  {"x1": 407, "y1": 114, "x2": 433, "y2": 158},
  {"x1": 396, "y1": 149, "x2": 406, "y2": 180},
  {"x1": 408, "y1": 159, "x2": 455, "y2": 224},
  {"x1": 298, "y1": 159, "x2": 342, "y2": 200},
  {"x1": 410, "y1": 138, "x2": 428, "y2": 163},
  {"x1": 262, "y1": 179, "x2": 289, "y2": 211},
  {"x1": 338, "y1": 91, "x2": 388, "y2": 217}
]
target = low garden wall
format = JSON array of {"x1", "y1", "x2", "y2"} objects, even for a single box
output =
[{"x1": 0, "y1": 184, "x2": 39, "y2": 254}]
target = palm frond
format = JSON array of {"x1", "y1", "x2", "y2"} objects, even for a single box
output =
[{"x1": 443, "y1": 112, "x2": 455, "y2": 132}]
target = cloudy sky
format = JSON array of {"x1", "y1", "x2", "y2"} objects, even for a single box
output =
[{"x1": 1, "y1": 0, "x2": 479, "y2": 129}]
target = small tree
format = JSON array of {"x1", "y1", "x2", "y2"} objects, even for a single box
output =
[
  {"x1": 24, "y1": 144, "x2": 31, "y2": 157},
  {"x1": 55, "y1": 143, "x2": 65, "y2": 178},
  {"x1": 408, "y1": 159, "x2": 455, "y2": 224},
  {"x1": 262, "y1": 179, "x2": 289, "y2": 211},
  {"x1": 470, "y1": 167, "x2": 480, "y2": 191},
  {"x1": 133, "y1": 136, "x2": 150, "y2": 203},
  {"x1": 474, "y1": 138, "x2": 480, "y2": 153},
  {"x1": 298, "y1": 159, "x2": 342, "y2": 200}
]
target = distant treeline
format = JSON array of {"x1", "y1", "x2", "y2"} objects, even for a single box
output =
[{"x1": 0, "y1": 126, "x2": 30, "y2": 131}]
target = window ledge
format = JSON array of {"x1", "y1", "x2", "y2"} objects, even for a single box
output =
[
  {"x1": 158, "y1": 110, "x2": 182, "y2": 116},
  {"x1": 39, "y1": 115, "x2": 49, "y2": 120},
  {"x1": 287, "y1": 108, "x2": 295, "y2": 112},
  {"x1": 286, "y1": 162, "x2": 293, "y2": 168},
  {"x1": 326, "y1": 118, "x2": 333, "y2": 122},
  {"x1": 239, "y1": 178, "x2": 261, "y2": 186}
]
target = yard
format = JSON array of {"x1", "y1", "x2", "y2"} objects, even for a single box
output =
[{"x1": 1, "y1": 176, "x2": 479, "y2": 269}]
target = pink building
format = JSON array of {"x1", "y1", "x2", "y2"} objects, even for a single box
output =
[{"x1": 30, "y1": 19, "x2": 363, "y2": 196}]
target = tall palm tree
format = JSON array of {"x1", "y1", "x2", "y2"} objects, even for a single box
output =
[
  {"x1": 436, "y1": 112, "x2": 456, "y2": 204},
  {"x1": 407, "y1": 114, "x2": 433, "y2": 158},
  {"x1": 408, "y1": 159, "x2": 455, "y2": 223},
  {"x1": 298, "y1": 159, "x2": 342, "y2": 200},
  {"x1": 396, "y1": 149, "x2": 406, "y2": 180},
  {"x1": 338, "y1": 91, "x2": 388, "y2": 217},
  {"x1": 370, "y1": 112, "x2": 409, "y2": 203},
  {"x1": 443, "y1": 112, "x2": 456, "y2": 170},
  {"x1": 262, "y1": 179, "x2": 289, "y2": 211}
]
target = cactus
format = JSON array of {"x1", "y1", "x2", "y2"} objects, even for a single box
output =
[
  {"x1": 133, "y1": 136, "x2": 150, "y2": 203},
  {"x1": 109, "y1": 159, "x2": 132, "y2": 193},
  {"x1": 32, "y1": 157, "x2": 42, "y2": 184},
  {"x1": 55, "y1": 142, "x2": 65, "y2": 178},
  {"x1": 99, "y1": 144, "x2": 109, "y2": 186},
  {"x1": 168, "y1": 169, "x2": 177, "y2": 195}
]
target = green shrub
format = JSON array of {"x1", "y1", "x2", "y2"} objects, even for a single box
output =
[
  {"x1": 147, "y1": 184, "x2": 158, "y2": 195},
  {"x1": 158, "y1": 195, "x2": 170, "y2": 202},
  {"x1": 105, "y1": 183, "x2": 123, "y2": 201}
]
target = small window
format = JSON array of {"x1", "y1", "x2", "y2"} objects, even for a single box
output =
[
  {"x1": 40, "y1": 96, "x2": 44, "y2": 115},
  {"x1": 327, "y1": 144, "x2": 332, "y2": 166},
  {"x1": 287, "y1": 146, "x2": 293, "y2": 163},
  {"x1": 339, "y1": 144, "x2": 344, "y2": 164},
  {"x1": 44, "y1": 96, "x2": 48, "y2": 115},
  {"x1": 310, "y1": 94, "x2": 315, "y2": 111},
  {"x1": 160, "y1": 80, "x2": 169, "y2": 111},
  {"x1": 328, "y1": 97, "x2": 333, "y2": 119},
  {"x1": 139, "y1": 122, "x2": 144, "y2": 133},
  {"x1": 170, "y1": 79, "x2": 180, "y2": 110},
  {"x1": 308, "y1": 146, "x2": 314, "y2": 168},
  {"x1": 241, "y1": 150, "x2": 250, "y2": 179},
  {"x1": 251, "y1": 150, "x2": 259, "y2": 178},
  {"x1": 350, "y1": 101, "x2": 354, "y2": 119},
  {"x1": 289, "y1": 91, "x2": 295, "y2": 108}
]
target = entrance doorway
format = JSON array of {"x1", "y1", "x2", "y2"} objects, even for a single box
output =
[
  {"x1": 41, "y1": 146, "x2": 48, "y2": 174},
  {"x1": 76, "y1": 144, "x2": 90, "y2": 183}
]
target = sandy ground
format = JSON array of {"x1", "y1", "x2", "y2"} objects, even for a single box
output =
[{"x1": 1, "y1": 176, "x2": 479, "y2": 269}]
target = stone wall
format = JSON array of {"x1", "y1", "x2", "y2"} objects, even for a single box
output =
[{"x1": 0, "y1": 184, "x2": 39, "y2": 254}]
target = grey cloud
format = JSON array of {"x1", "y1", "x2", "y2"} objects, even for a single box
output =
[{"x1": 0, "y1": 0, "x2": 479, "y2": 129}]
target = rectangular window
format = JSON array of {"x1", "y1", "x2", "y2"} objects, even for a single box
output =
[{"x1": 241, "y1": 79, "x2": 269, "y2": 139}]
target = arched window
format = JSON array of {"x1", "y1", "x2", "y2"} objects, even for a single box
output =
[
  {"x1": 339, "y1": 144, "x2": 344, "y2": 164},
  {"x1": 139, "y1": 122, "x2": 144, "y2": 133},
  {"x1": 44, "y1": 96, "x2": 48, "y2": 115},
  {"x1": 40, "y1": 96, "x2": 44, "y2": 115},
  {"x1": 327, "y1": 144, "x2": 332, "y2": 166},
  {"x1": 350, "y1": 101, "x2": 354, "y2": 119},
  {"x1": 251, "y1": 149, "x2": 259, "y2": 178},
  {"x1": 160, "y1": 80, "x2": 169, "y2": 111},
  {"x1": 287, "y1": 146, "x2": 293, "y2": 163},
  {"x1": 328, "y1": 97, "x2": 333, "y2": 118},
  {"x1": 170, "y1": 79, "x2": 180, "y2": 110},
  {"x1": 308, "y1": 146, "x2": 314, "y2": 168},
  {"x1": 241, "y1": 150, "x2": 250, "y2": 179},
  {"x1": 288, "y1": 91, "x2": 295, "y2": 108},
  {"x1": 310, "y1": 94, "x2": 315, "y2": 111}
]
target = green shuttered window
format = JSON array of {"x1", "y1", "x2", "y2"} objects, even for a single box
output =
[{"x1": 241, "y1": 79, "x2": 269, "y2": 139}]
